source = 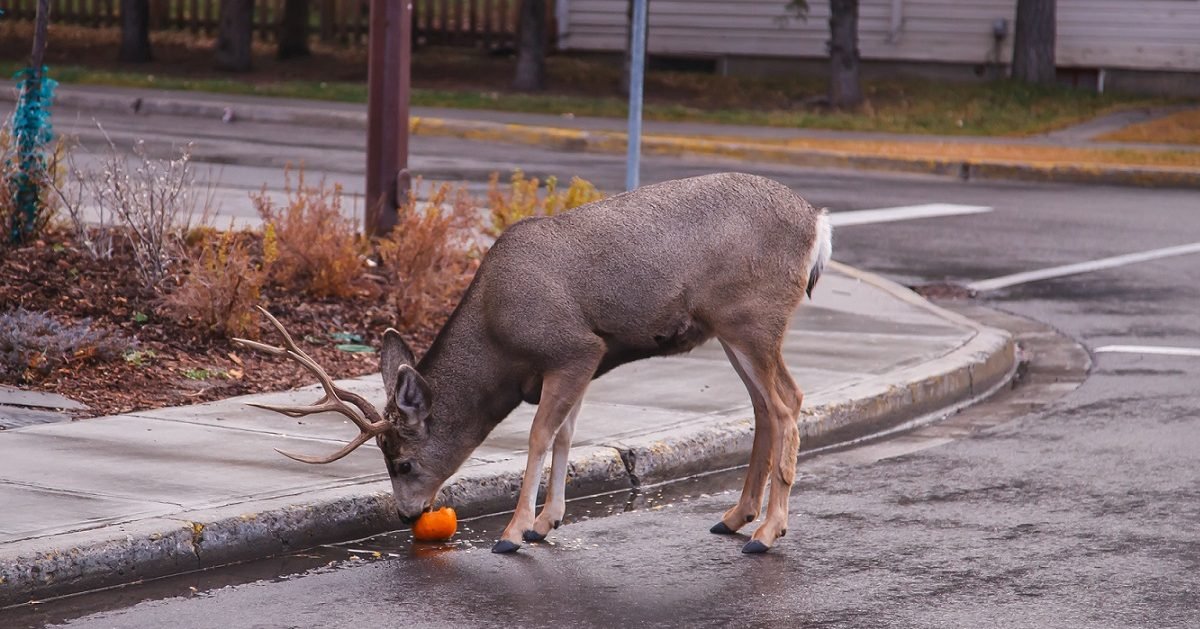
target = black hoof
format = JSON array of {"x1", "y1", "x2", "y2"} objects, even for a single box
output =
[
  {"x1": 710, "y1": 521, "x2": 736, "y2": 535},
  {"x1": 742, "y1": 540, "x2": 770, "y2": 554},
  {"x1": 522, "y1": 529, "x2": 546, "y2": 542},
  {"x1": 491, "y1": 539, "x2": 521, "y2": 554}
]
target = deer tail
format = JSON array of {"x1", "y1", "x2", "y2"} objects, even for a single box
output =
[{"x1": 805, "y1": 210, "x2": 833, "y2": 299}]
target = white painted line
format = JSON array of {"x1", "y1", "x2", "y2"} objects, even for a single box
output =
[
  {"x1": 830, "y1": 203, "x2": 992, "y2": 227},
  {"x1": 968, "y1": 241, "x2": 1200, "y2": 292},
  {"x1": 1094, "y1": 345, "x2": 1200, "y2": 358}
]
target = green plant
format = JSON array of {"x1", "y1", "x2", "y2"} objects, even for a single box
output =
[
  {"x1": 182, "y1": 367, "x2": 225, "y2": 380},
  {"x1": 123, "y1": 349, "x2": 157, "y2": 366},
  {"x1": 254, "y1": 169, "x2": 366, "y2": 299}
]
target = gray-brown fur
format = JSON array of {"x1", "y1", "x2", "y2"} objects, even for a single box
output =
[{"x1": 306, "y1": 172, "x2": 828, "y2": 554}]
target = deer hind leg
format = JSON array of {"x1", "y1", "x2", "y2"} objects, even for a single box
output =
[
  {"x1": 525, "y1": 400, "x2": 582, "y2": 542},
  {"x1": 494, "y1": 362, "x2": 597, "y2": 554},
  {"x1": 710, "y1": 340, "x2": 774, "y2": 536},
  {"x1": 743, "y1": 348, "x2": 802, "y2": 554}
]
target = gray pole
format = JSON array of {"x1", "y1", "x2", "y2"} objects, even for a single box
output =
[{"x1": 624, "y1": 0, "x2": 647, "y2": 191}]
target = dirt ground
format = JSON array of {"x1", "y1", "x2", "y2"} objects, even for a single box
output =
[{"x1": 0, "y1": 227, "x2": 451, "y2": 418}]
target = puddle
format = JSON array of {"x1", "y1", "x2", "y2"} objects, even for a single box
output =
[{"x1": 3, "y1": 468, "x2": 749, "y2": 628}]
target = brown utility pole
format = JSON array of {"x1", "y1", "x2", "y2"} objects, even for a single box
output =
[
  {"x1": 365, "y1": 0, "x2": 413, "y2": 237},
  {"x1": 31, "y1": 0, "x2": 51, "y2": 77}
]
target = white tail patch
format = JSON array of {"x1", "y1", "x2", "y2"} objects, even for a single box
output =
[{"x1": 805, "y1": 210, "x2": 833, "y2": 298}]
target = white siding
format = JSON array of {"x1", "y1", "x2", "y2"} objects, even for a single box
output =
[
  {"x1": 562, "y1": 0, "x2": 1015, "y2": 65},
  {"x1": 560, "y1": 0, "x2": 1200, "y2": 72},
  {"x1": 1058, "y1": 0, "x2": 1200, "y2": 71}
]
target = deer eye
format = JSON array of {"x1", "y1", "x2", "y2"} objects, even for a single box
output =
[{"x1": 395, "y1": 461, "x2": 413, "y2": 475}]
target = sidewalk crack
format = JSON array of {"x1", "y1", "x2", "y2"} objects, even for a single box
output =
[{"x1": 613, "y1": 446, "x2": 640, "y2": 488}]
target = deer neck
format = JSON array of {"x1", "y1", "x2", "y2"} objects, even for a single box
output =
[{"x1": 417, "y1": 307, "x2": 526, "y2": 463}]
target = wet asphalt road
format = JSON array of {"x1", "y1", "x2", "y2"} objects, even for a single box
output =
[{"x1": 7, "y1": 110, "x2": 1200, "y2": 628}]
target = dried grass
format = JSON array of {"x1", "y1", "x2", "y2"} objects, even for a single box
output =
[
  {"x1": 1098, "y1": 108, "x2": 1200, "y2": 146},
  {"x1": 253, "y1": 169, "x2": 367, "y2": 299},
  {"x1": 163, "y1": 229, "x2": 267, "y2": 339},
  {"x1": 485, "y1": 170, "x2": 604, "y2": 237},
  {"x1": 376, "y1": 182, "x2": 482, "y2": 331}
]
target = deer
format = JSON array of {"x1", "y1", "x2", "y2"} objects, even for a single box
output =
[{"x1": 234, "y1": 172, "x2": 833, "y2": 555}]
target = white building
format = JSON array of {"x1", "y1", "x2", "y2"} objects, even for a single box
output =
[{"x1": 554, "y1": 0, "x2": 1200, "y2": 95}]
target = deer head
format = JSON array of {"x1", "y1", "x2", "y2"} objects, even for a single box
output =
[{"x1": 233, "y1": 308, "x2": 451, "y2": 523}]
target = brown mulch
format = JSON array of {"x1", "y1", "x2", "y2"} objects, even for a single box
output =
[{"x1": 0, "y1": 228, "x2": 448, "y2": 418}]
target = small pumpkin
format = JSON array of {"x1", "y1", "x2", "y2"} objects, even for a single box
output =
[{"x1": 412, "y1": 507, "x2": 458, "y2": 542}]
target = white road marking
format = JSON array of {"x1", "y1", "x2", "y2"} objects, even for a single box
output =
[
  {"x1": 1094, "y1": 345, "x2": 1200, "y2": 358},
  {"x1": 830, "y1": 203, "x2": 992, "y2": 227},
  {"x1": 967, "y1": 241, "x2": 1200, "y2": 292}
]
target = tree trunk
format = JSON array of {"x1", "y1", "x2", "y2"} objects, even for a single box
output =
[
  {"x1": 513, "y1": 0, "x2": 547, "y2": 91},
  {"x1": 828, "y1": 0, "x2": 863, "y2": 108},
  {"x1": 277, "y1": 0, "x2": 311, "y2": 59},
  {"x1": 215, "y1": 0, "x2": 254, "y2": 72},
  {"x1": 1012, "y1": 0, "x2": 1056, "y2": 84},
  {"x1": 118, "y1": 0, "x2": 153, "y2": 63}
]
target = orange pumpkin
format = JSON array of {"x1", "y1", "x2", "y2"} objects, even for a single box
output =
[{"x1": 412, "y1": 507, "x2": 457, "y2": 542}]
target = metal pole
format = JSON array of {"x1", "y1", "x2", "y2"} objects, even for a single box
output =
[
  {"x1": 365, "y1": 0, "x2": 412, "y2": 237},
  {"x1": 624, "y1": 0, "x2": 647, "y2": 191}
]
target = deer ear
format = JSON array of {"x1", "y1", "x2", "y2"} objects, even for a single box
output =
[
  {"x1": 380, "y1": 328, "x2": 415, "y2": 395},
  {"x1": 391, "y1": 364, "x2": 433, "y2": 426}
]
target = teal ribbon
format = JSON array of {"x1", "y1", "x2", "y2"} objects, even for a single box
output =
[{"x1": 8, "y1": 66, "x2": 57, "y2": 243}]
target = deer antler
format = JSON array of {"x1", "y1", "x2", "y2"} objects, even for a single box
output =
[{"x1": 232, "y1": 306, "x2": 393, "y2": 464}]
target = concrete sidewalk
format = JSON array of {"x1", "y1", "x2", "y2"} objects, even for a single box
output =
[
  {"x1": 0, "y1": 263, "x2": 1014, "y2": 606},
  {"x1": 9, "y1": 84, "x2": 1199, "y2": 189}
]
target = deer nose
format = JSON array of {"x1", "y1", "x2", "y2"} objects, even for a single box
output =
[{"x1": 399, "y1": 511, "x2": 419, "y2": 525}]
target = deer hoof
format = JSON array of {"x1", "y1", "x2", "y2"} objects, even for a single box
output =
[
  {"x1": 522, "y1": 529, "x2": 546, "y2": 543},
  {"x1": 741, "y1": 540, "x2": 770, "y2": 554},
  {"x1": 710, "y1": 521, "x2": 736, "y2": 535},
  {"x1": 491, "y1": 539, "x2": 522, "y2": 554}
]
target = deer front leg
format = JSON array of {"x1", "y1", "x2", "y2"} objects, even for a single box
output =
[
  {"x1": 524, "y1": 400, "x2": 581, "y2": 543},
  {"x1": 494, "y1": 368, "x2": 594, "y2": 554}
]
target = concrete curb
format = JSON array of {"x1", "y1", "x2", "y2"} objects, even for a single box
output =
[
  {"x1": 17, "y1": 88, "x2": 1200, "y2": 190},
  {"x1": 0, "y1": 263, "x2": 1015, "y2": 607}
]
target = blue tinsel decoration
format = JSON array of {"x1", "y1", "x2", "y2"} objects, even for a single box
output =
[{"x1": 8, "y1": 66, "x2": 57, "y2": 243}]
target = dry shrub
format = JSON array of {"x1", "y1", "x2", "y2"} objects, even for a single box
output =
[
  {"x1": 254, "y1": 169, "x2": 366, "y2": 299},
  {"x1": 0, "y1": 309, "x2": 125, "y2": 383},
  {"x1": 74, "y1": 138, "x2": 210, "y2": 290},
  {"x1": 377, "y1": 183, "x2": 482, "y2": 330},
  {"x1": 485, "y1": 170, "x2": 604, "y2": 237},
  {"x1": 164, "y1": 229, "x2": 268, "y2": 338}
]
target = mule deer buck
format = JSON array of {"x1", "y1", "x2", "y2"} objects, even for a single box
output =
[{"x1": 235, "y1": 172, "x2": 832, "y2": 554}]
